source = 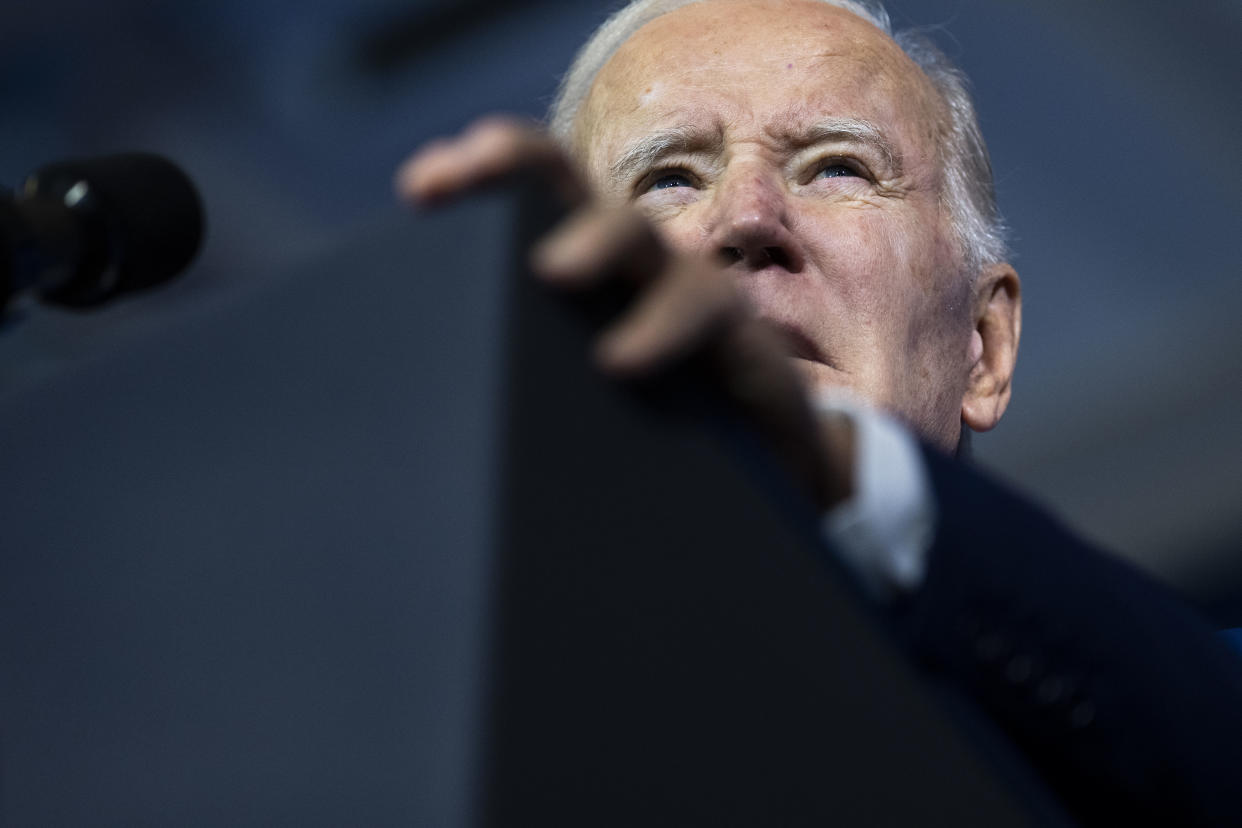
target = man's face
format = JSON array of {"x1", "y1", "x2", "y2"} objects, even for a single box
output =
[{"x1": 574, "y1": 0, "x2": 979, "y2": 448}]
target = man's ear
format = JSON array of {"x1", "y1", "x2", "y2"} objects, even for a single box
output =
[{"x1": 961, "y1": 262, "x2": 1021, "y2": 432}]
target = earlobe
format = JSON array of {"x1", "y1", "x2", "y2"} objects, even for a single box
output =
[{"x1": 961, "y1": 262, "x2": 1021, "y2": 432}]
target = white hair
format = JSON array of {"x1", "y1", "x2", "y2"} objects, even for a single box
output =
[{"x1": 547, "y1": 0, "x2": 1008, "y2": 275}]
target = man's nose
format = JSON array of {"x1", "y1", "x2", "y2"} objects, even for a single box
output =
[{"x1": 708, "y1": 172, "x2": 805, "y2": 272}]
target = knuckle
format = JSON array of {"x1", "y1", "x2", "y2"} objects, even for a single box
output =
[
  {"x1": 466, "y1": 114, "x2": 523, "y2": 140},
  {"x1": 466, "y1": 117, "x2": 536, "y2": 164},
  {"x1": 477, "y1": 127, "x2": 525, "y2": 164},
  {"x1": 466, "y1": 116, "x2": 572, "y2": 184}
]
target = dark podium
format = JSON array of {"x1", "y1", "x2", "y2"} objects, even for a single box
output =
[{"x1": 0, "y1": 195, "x2": 1055, "y2": 825}]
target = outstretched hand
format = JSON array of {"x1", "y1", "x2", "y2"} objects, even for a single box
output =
[{"x1": 395, "y1": 116, "x2": 854, "y2": 509}]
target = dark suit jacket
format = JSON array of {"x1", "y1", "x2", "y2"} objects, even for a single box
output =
[{"x1": 896, "y1": 447, "x2": 1242, "y2": 826}]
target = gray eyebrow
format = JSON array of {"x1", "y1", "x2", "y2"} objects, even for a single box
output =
[
  {"x1": 607, "y1": 123, "x2": 726, "y2": 187},
  {"x1": 798, "y1": 117, "x2": 902, "y2": 174}
]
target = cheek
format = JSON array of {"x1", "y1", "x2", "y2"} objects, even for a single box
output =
[
  {"x1": 798, "y1": 208, "x2": 970, "y2": 389},
  {"x1": 795, "y1": 210, "x2": 913, "y2": 322},
  {"x1": 823, "y1": 210, "x2": 961, "y2": 323},
  {"x1": 881, "y1": 220, "x2": 975, "y2": 417}
]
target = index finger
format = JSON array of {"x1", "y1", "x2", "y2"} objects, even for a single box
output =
[{"x1": 394, "y1": 116, "x2": 588, "y2": 209}]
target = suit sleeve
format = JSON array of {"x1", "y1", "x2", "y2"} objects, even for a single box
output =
[{"x1": 891, "y1": 446, "x2": 1242, "y2": 826}]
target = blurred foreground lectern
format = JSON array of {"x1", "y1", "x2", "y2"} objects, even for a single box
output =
[{"x1": 0, "y1": 193, "x2": 1058, "y2": 825}]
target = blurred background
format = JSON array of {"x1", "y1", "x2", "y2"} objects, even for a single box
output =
[{"x1": 2, "y1": 0, "x2": 1240, "y2": 619}]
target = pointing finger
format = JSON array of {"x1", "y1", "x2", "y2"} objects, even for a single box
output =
[{"x1": 395, "y1": 116, "x2": 587, "y2": 208}]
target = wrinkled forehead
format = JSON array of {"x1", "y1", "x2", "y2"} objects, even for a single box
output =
[{"x1": 573, "y1": 0, "x2": 943, "y2": 172}]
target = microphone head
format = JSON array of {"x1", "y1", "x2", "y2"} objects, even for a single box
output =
[{"x1": 25, "y1": 153, "x2": 205, "y2": 306}]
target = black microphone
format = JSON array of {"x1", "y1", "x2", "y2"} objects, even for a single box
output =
[{"x1": 0, "y1": 153, "x2": 205, "y2": 310}]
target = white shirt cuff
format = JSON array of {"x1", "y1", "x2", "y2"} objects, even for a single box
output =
[{"x1": 815, "y1": 391, "x2": 937, "y2": 603}]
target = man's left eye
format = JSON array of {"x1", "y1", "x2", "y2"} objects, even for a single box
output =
[
  {"x1": 815, "y1": 163, "x2": 859, "y2": 179},
  {"x1": 650, "y1": 172, "x2": 694, "y2": 190}
]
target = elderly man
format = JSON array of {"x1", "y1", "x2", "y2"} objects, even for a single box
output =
[
  {"x1": 400, "y1": 0, "x2": 1242, "y2": 823},
  {"x1": 403, "y1": 0, "x2": 1014, "y2": 506}
]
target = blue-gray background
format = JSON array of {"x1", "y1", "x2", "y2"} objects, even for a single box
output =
[{"x1": 3, "y1": 0, "x2": 1240, "y2": 610}]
